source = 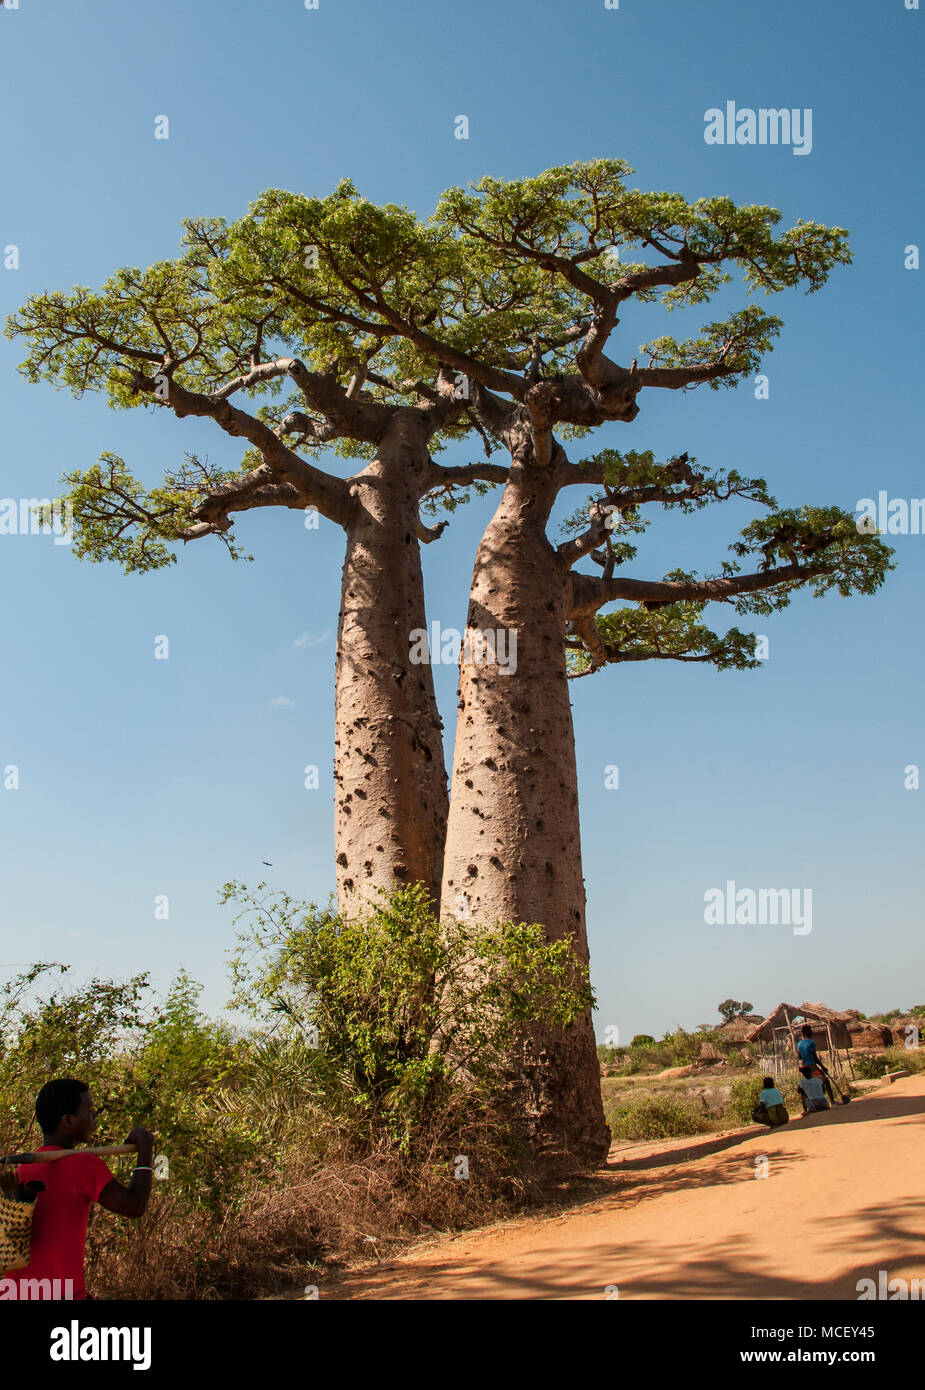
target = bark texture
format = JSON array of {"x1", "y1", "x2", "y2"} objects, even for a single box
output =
[
  {"x1": 440, "y1": 451, "x2": 610, "y2": 1167},
  {"x1": 334, "y1": 412, "x2": 448, "y2": 912}
]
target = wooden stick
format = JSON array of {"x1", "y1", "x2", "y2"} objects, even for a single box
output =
[{"x1": 0, "y1": 1144, "x2": 138, "y2": 1165}]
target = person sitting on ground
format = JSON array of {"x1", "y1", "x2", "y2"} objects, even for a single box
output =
[
  {"x1": 752, "y1": 1077, "x2": 790, "y2": 1127},
  {"x1": 795, "y1": 1025, "x2": 836, "y2": 1103},
  {"x1": 3, "y1": 1077, "x2": 155, "y2": 1300},
  {"x1": 797, "y1": 1071, "x2": 831, "y2": 1115}
]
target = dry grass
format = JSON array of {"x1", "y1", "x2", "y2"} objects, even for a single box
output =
[{"x1": 84, "y1": 1114, "x2": 547, "y2": 1300}]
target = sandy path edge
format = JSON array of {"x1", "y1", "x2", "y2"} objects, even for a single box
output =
[{"x1": 308, "y1": 1074, "x2": 925, "y2": 1300}]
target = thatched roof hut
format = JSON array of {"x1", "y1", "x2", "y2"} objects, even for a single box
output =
[
  {"x1": 888, "y1": 1017, "x2": 921, "y2": 1048},
  {"x1": 716, "y1": 1014, "x2": 763, "y2": 1042},
  {"x1": 746, "y1": 1001, "x2": 853, "y2": 1051},
  {"x1": 847, "y1": 1021, "x2": 893, "y2": 1050}
]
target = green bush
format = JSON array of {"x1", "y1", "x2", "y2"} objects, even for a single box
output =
[
  {"x1": 597, "y1": 1045, "x2": 635, "y2": 1073},
  {"x1": 606, "y1": 1096, "x2": 713, "y2": 1141},
  {"x1": 849, "y1": 1047, "x2": 925, "y2": 1080},
  {"x1": 882, "y1": 1045, "x2": 925, "y2": 1073},
  {"x1": 225, "y1": 879, "x2": 594, "y2": 1152},
  {"x1": 850, "y1": 1053, "x2": 886, "y2": 1080},
  {"x1": 0, "y1": 965, "x2": 267, "y2": 1213},
  {"x1": 725, "y1": 1048, "x2": 753, "y2": 1070},
  {"x1": 660, "y1": 1028, "x2": 701, "y2": 1066},
  {"x1": 602, "y1": 1048, "x2": 642, "y2": 1074},
  {"x1": 626, "y1": 1042, "x2": 675, "y2": 1071}
]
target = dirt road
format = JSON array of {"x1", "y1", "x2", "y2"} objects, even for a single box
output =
[{"x1": 321, "y1": 1074, "x2": 925, "y2": 1299}]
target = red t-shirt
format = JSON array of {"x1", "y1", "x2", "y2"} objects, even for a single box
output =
[{"x1": 6, "y1": 1147, "x2": 113, "y2": 1299}]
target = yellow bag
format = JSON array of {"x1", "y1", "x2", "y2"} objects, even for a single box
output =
[{"x1": 0, "y1": 1181, "x2": 34, "y2": 1273}]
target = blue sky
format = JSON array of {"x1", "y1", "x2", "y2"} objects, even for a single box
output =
[{"x1": 0, "y1": 0, "x2": 922, "y2": 1041}]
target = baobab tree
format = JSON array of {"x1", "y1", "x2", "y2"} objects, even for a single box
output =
[
  {"x1": 236, "y1": 160, "x2": 890, "y2": 1161},
  {"x1": 8, "y1": 163, "x2": 893, "y2": 1166}
]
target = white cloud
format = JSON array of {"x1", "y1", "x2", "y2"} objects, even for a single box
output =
[
  {"x1": 270, "y1": 695, "x2": 297, "y2": 707},
  {"x1": 293, "y1": 631, "x2": 329, "y2": 648}
]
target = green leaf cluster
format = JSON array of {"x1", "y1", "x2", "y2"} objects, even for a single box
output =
[{"x1": 225, "y1": 881, "x2": 593, "y2": 1151}]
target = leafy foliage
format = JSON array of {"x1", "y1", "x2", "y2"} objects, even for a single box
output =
[
  {"x1": 225, "y1": 881, "x2": 594, "y2": 1152},
  {"x1": 435, "y1": 158, "x2": 851, "y2": 373},
  {"x1": 568, "y1": 601, "x2": 764, "y2": 676},
  {"x1": 566, "y1": 496, "x2": 893, "y2": 678},
  {"x1": 6, "y1": 159, "x2": 859, "y2": 576},
  {"x1": 852, "y1": 1048, "x2": 925, "y2": 1080},
  {"x1": 606, "y1": 1095, "x2": 713, "y2": 1141},
  {"x1": 0, "y1": 966, "x2": 256, "y2": 1210},
  {"x1": 642, "y1": 305, "x2": 783, "y2": 386},
  {"x1": 42, "y1": 452, "x2": 255, "y2": 573},
  {"x1": 0, "y1": 887, "x2": 599, "y2": 1296}
]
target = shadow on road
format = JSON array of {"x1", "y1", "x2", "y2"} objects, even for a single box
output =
[{"x1": 317, "y1": 1082, "x2": 925, "y2": 1301}]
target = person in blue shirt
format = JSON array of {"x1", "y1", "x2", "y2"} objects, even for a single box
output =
[
  {"x1": 796, "y1": 1025, "x2": 835, "y2": 1104},
  {"x1": 752, "y1": 1077, "x2": 789, "y2": 1127},
  {"x1": 796, "y1": 1025, "x2": 819, "y2": 1072}
]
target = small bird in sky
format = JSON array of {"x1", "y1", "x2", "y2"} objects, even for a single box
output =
[{"x1": 262, "y1": 860, "x2": 273, "y2": 867}]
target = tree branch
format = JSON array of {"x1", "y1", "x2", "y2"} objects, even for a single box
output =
[
  {"x1": 568, "y1": 562, "x2": 826, "y2": 618},
  {"x1": 425, "y1": 460, "x2": 509, "y2": 490},
  {"x1": 284, "y1": 359, "x2": 394, "y2": 444},
  {"x1": 127, "y1": 369, "x2": 354, "y2": 526}
]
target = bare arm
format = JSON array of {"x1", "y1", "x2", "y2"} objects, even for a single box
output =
[{"x1": 97, "y1": 1126, "x2": 155, "y2": 1219}]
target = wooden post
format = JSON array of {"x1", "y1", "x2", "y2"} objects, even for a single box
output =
[{"x1": 782, "y1": 1008, "x2": 795, "y2": 1069}]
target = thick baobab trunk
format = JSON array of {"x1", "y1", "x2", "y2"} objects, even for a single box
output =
[
  {"x1": 334, "y1": 413, "x2": 448, "y2": 912},
  {"x1": 441, "y1": 468, "x2": 610, "y2": 1167}
]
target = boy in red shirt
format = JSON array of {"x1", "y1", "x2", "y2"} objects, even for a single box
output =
[{"x1": 2, "y1": 1077, "x2": 154, "y2": 1300}]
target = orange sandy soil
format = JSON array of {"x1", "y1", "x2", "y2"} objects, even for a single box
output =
[{"x1": 311, "y1": 1074, "x2": 925, "y2": 1300}]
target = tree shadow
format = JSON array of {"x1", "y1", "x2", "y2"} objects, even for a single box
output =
[
  {"x1": 324, "y1": 1195, "x2": 925, "y2": 1301},
  {"x1": 320, "y1": 1086, "x2": 924, "y2": 1300}
]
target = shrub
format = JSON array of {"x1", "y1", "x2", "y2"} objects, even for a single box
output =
[
  {"x1": 225, "y1": 880, "x2": 594, "y2": 1153},
  {"x1": 725, "y1": 1048, "x2": 753, "y2": 1070},
  {"x1": 625, "y1": 1041, "x2": 675, "y2": 1071},
  {"x1": 606, "y1": 1096, "x2": 713, "y2": 1141},
  {"x1": 882, "y1": 1045, "x2": 925, "y2": 1073},
  {"x1": 0, "y1": 966, "x2": 271, "y2": 1215},
  {"x1": 660, "y1": 1028, "x2": 701, "y2": 1066},
  {"x1": 597, "y1": 1045, "x2": 635, "y2": 1076},
  {"x1": 850, "y1": 1053, "x2": 886, "y2": 1080},
  {"x1": 849, "y1": 1047, "x2": 925, "y2": 1082}
]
